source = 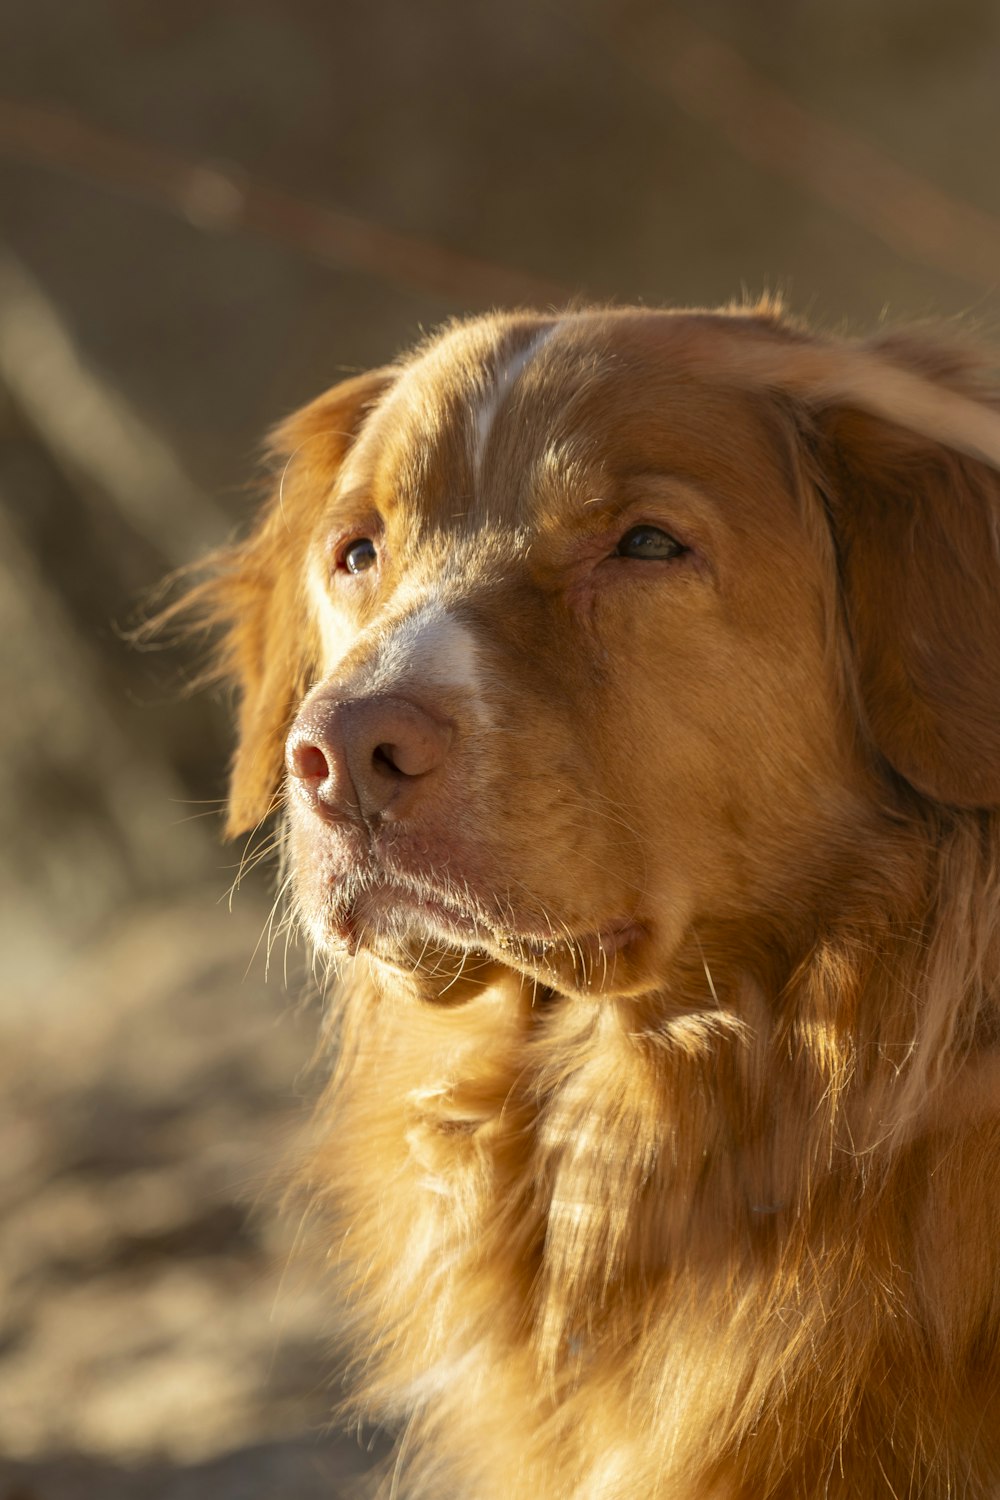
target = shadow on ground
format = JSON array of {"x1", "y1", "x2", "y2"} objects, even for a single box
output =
[{"x1": 0, "y1": 1432, "x2": 394, "y2": 1500}]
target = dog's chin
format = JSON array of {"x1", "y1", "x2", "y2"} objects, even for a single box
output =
[{"x1": 308, "y1": 878, "x2": 648, "y2": 999}]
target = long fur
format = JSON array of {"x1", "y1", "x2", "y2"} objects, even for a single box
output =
[{"x1": 179, "y1": 304, "x2": 1000, "y2": 1498}]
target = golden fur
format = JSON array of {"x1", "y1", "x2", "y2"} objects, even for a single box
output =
[{"x1": 184, "y1": 305, "x2": 1000, "y2": 1497}]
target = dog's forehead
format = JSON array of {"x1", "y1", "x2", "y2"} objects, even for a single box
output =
[
  {"x1": 342, "y1": 314, "x2": 571, "y2": 516},
  {"x1": 336, "y1": 311, "x2": 799, "y2": 544}
]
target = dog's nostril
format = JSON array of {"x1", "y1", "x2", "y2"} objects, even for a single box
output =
[
  {"x1": 373, "y1": 731, "x2": 445, "y2": 778},
  {"x1": 291, "y1": 743, "x2": 330, "y2": 780},
  {"x1": 373, "y1": 742, "x2": 402, "y2": 777}
]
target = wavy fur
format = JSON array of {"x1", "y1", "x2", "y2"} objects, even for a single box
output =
[{"x1": 187, "y1": 305, "x2": 1000, "y2": 1498}]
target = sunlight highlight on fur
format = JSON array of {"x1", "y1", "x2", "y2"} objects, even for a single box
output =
[{"x1": 176, "y1": 304, "x2": 1000, "y2": 1499}]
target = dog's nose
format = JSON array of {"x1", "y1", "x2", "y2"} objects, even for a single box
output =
[{"x1": 285, "y1": 695, "x2": 453, "y2": 825}]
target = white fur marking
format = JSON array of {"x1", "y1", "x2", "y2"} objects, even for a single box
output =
[
  {"x1": 472, "y1": 325, "x2": 557, "y2": 479},
  {"x1": 309, "y1": 566, "x2": 490, "y2": 718},
  {"x1": 308, "y1": 555, "x2": 356, "y2": 672},
  {"x1": 370, "y1": 601, "x2": 486, "y2": 708}
]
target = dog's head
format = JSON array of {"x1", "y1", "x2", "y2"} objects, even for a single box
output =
[{"x1": 196, "y1": 307, "x2": 1000, "y2": 1000}]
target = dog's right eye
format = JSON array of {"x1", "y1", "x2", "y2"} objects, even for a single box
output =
[
  {"x1": 614, "y1": 525, "x2": 687, "y2": 561},
  {"x1": 340, "y1": 538, "x2": 378, "y2": 574}
]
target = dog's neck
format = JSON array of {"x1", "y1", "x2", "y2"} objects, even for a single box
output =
[{"x1": 309, "y1": 806, "x2": 1000, "y2": 1496}]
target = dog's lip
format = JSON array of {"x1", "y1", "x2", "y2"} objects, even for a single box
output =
[
  {"x1": 327, "y1": 880, "x2": 482, "y2": 951},
  {"x1": 325, "y1": 873, "x2": 642, "y2": 970},
  {"x1": 512, "y1": 920, "x2": 642, "y2": 962}
]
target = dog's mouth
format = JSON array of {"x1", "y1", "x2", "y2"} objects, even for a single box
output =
[{"x1": 317, "y1": 868, "x2": 643, "y2": 992}]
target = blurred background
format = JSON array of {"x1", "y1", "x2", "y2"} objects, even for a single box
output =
[{"x1": 2, "y1": 1, "x2": 1000, "y2": 1495}]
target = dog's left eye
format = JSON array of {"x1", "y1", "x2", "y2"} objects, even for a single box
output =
[
  {"x1": 614, "y1": 525, "x2": 686, "y2": 561},
  {"x1": 341, "y1": 538, "x2": 378, "y2": 574}
]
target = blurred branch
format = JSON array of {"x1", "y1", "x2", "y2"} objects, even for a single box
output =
[
  {"x1": 0, "y1": 98, "x2": 570, "y2": 310},
  {"x1": 0, "y1": 248, "x2": 231, "y2": 963},
  {"x1": 0, "y1": 497, "x2": 208, "y2": 901},
  {"x1": 3, "y1": 28, "x2": 1000, "y2": 309},
  {"x1": 0, "y1": 247, "x2": 228, "y2": 566},
  {"x1": 612, "y1": 7, "x2": 1000, "y2": 291}
]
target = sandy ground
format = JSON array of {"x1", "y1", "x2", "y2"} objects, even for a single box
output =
[{"x1": 0, "y1": 891, "x2": 391, "y2": 1500}]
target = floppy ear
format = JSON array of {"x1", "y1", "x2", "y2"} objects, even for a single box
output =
[
  {"x1": 182, "y1": 367, "x2": 395, "y2": 836},
  {"x1": 698, "y1": 317, "x2": 1000, "y2": 806},
  {"x1": 812, "y1": 336, "x2": 1000, "y2": 808},
  {"x1": 754, "y1": 329, "x2": 1000, "y2": 808}
]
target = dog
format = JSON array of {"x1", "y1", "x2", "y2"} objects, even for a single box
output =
[{"x1": 183, "y1": 303, "x2": 1000, "y2": 1497}]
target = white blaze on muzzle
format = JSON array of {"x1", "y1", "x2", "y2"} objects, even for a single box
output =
[
  {"x1": 309, "y1": 574, "x2": 492, "y2": 726},
  {"x1": 367, "y1": 598, "x2": 489, "y2": 709}
]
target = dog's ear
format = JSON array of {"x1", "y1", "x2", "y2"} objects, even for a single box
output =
[
  {"x1": 704, "y1": 319, "x2": 1000, "y2": 807},
  {"x1": 811, "y1": 337, "x2": 1000, "y2": 808},
  {"x1": 767, "y1": 332, "x2": 1000, "y2": 807},
  {"x1": 177, "y1": 367, "x2": 395, "y2": 836}
]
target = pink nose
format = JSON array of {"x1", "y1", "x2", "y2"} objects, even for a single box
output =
[{"x1": 285, "y1": 694, "x2": 453, "y2": 826}]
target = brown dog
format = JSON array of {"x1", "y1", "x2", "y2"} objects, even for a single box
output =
[{"x1": 187, "y1": 304, "x2": 1000, "y2": 1497}]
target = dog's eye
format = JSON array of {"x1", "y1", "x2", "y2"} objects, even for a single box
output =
[
  {"x1": 614, "y1": 525, "x2": 686, "y2": 561},
  {"x1": 341, "y1": 538, "x2": 378, "y2": 574}
]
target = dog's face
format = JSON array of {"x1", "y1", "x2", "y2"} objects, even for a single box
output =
[
  {"x1": 283, "y1": 314, "x2": 863, "y2": 998},
  {"x1": 211, "y1": 307, "x2": 1000, "y2": 1000}
]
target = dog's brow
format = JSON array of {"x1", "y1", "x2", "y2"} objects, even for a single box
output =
[
  {"x1": 471, "y1": 325, "x2": 557, "y2": 483},
  {"x1": 329, "y1": 485, "x2": 376, "y2": 519}
]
